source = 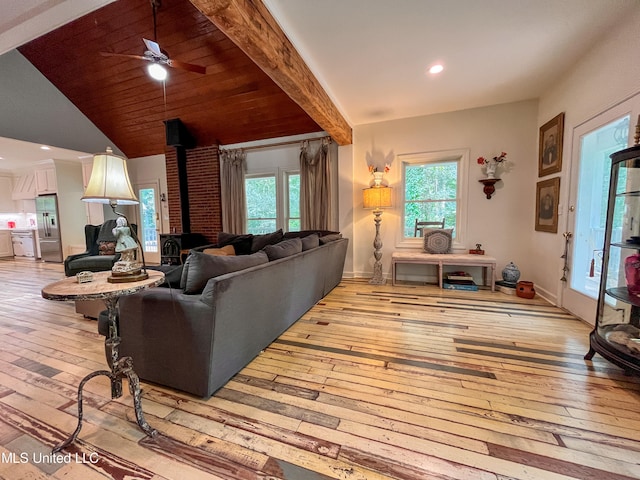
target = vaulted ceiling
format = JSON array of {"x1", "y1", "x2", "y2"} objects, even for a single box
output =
[{"x1": 17, "y1": 0, "x2": 346, "y2": 159}]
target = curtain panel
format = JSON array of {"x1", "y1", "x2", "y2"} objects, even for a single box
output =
[
  {"x1": 219, "y1": 149, "x2": 247, "y2": 233},
  {"x1": 300, "y1": 137, "x2": 332, "y2": 230}
]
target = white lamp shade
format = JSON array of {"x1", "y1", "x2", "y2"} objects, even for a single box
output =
[
  {"x1": 82, "y1": 148, "x2": 138, "y2": 205},
  {"x1": 363, "y1": 186, "x2": 392, "y2": 209}
]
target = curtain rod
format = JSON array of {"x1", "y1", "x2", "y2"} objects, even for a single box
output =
[{"x1": 220, "y1": 136, "x2": 331, "y2": 153}]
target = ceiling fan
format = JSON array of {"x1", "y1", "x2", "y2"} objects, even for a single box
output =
[{"x1": 99, "y1": 0, "x2": 206, "y2": 78}]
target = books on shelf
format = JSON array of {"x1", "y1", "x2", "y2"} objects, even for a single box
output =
[
  {"x1": 443, "y1": 281, "x2": 478, "y2": 291},
  {"x1": 446, "y1": 271, "x2": 473, "y2": 281}
]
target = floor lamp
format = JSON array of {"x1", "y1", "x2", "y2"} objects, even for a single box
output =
[
  {"x1": 82, "y1": 147, "x2": 148, "y2": 283},
  {"x1": 363, "y1": 186, "x2": 392, "y2": 284}
]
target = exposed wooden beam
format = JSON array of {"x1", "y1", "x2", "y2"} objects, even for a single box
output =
[{"x1": 188, "y1": 0, "x2": 352, "y2": 145}]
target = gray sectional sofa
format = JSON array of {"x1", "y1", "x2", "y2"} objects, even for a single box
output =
[{"x1": 118, "y1": 232, "x2": 348, "y2": 397}]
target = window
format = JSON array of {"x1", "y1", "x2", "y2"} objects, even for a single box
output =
[
  {"x1": 246, "y1": 175, "x2": 277, "y2": 233},
  {"x1": 286, "y1": 172, "x2": 300, "y2": 231},
  {"x1": 245, "y1": 169, "x2": 299, "y2": 234},
  {"x1": 399, "y1": 149, "x2": 468, "y2": 247}
]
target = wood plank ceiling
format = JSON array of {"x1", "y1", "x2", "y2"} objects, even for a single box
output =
[{"x1": 17, "y1": 0, "x2": 335, "y2": 159}]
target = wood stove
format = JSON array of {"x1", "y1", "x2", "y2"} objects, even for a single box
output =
[{"x1": 160, "y1": 233, "x2": 208, "y2": 265}]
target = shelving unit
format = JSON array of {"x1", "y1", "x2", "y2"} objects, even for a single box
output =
[{"x1": 585, "y1": 144, "x2": 640, "y2": 375}]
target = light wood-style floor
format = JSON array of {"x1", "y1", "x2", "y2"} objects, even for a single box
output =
[{"x1": 0, "y1": 259, "x2": 638, "y2": 480}]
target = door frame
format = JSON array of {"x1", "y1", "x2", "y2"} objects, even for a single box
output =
[
  {"x1": 560, "y1": 95, "x2": 640, "y2": 323},
  {"x1": 133, "y1": 180, "x2": 163, "y2": 265}
]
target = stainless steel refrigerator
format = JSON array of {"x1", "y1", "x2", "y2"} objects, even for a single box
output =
[{"x1": 36, "y1": 194, "x2": 63, "y2": 262}]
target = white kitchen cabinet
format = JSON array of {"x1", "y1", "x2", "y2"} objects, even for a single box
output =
[
  {"x1": 0, "y1": 231, "x2": 13, "y2": 257},
  {"x1": 11, "y1": 172, "x2": 36, "y2": 200},
  {"x1": 36, "y1": 167, "x2": 57, "y2": 194}
]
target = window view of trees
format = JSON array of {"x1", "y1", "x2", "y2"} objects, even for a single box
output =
[
  {"x1": 245, "y1": 171, "x2": 300, "y2": 234},
  {"x1": 246, "y1": 176, "x2": 277, "y2": 233},
  {"x1": 138, "y1": 188, "x2": 158, "y2": 252},
  {"x1": 287, "y1": 173, "x2": 300, "y2": 231},
  {"x1": 404, "y1": 161, "x2": 457, "y2": 237}
]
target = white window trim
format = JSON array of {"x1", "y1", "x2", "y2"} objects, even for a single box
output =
[
  {"x1": 283, "y1": 170, "x2": 300, "y2": 231},
  {"x1": 395, "y1": 148, "x2": 469, "y2": 251},
  {"x1": 245, "y1": 167, "x2": 300, "y2": 232}
]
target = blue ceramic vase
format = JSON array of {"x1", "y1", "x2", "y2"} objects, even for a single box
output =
[{"x1": 502, "y1": 262, "x2": 521, "y2": 284}]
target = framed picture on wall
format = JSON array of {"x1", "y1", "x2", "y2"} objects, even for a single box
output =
[
  {"x1": 538, "y1": 112, "x2": 565, "y2": 177},
  {"x1": 535, "y1": 177, "x2": 560, "y2": 233}
]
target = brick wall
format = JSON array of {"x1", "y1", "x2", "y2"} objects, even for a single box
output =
[{"x1": 165, "y1": 144, "x2": 222, "y2": 243}]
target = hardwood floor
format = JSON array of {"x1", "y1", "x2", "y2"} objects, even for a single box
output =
[{"x1": 0, "y1": 259, "x2": 638, "y2": 479}]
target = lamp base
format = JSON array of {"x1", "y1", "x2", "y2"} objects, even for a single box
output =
[{"x1": 108, "y1": 268, "x2": 149, "y2": 284}]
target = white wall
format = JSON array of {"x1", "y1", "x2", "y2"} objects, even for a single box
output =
[
  {"x1": 535, "y1": 6, "x2": 640, "y2": 305},
  {"x1": 339, "y1": 99, "x2": 538, "y2": 280}
]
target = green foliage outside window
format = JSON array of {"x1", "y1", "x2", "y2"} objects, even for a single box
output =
[
  {"x1": 245, "y1": 172, "x2": 300, "y2": 234},
  {"x1": 246, "y1": 176, "x2": 277, "y2": 234},
  {"x1": 288, "y1": 174, "x2": 300, "y2": 230},
  {"x1": 404, "y1": 161, "x2": 457, "y2": 237},
  {"x1": 139, "y1": 188, "x2": 158, "y2": 251}
]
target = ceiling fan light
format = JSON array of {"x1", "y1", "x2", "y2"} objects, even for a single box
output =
[{"x1": 147, "y1": 63, "x2": 167, "y2": 81}]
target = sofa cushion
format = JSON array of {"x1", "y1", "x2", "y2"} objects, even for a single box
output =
[
  {"x1": 319, "y1": 233, "x2": 343, "y2": 244},
  {"x1": 97, "y1": 219, "x2": 117, "y2": 242},
  {"x1": 182, "y1": 250, "x2": 269, "y2": 294},
  {"x1": 202, "y1": 244, "x2": 235, "y2": 256},
  {"x1": 67, "y1": 255, "x2": 117, "y2": 272},
  {"x1": 98, "y1": 241, "x2": 116, "y2": 255},
  {"x1": 283, "y1": 229, "x2": 339, "y2": 239},
  {"x1": 301, "y1": 233, "x2": 319, "y2": 251},
  {"x1": 251, "y1": 229, "x2": 284, "y2": 253},
  {"x1": 264, "y1": 237, "x2": 302, "y2": 261},
  {"x1": 217, "y1": 232, "x2": 254, "y2": 255}
]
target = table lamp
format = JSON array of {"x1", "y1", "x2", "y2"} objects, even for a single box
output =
[
  {"x1": 363, "y1": 185, "x2": 392, "y2": 284},
  {"x1": 82, "y1": 147, "x2": 148, "y2": 283}
]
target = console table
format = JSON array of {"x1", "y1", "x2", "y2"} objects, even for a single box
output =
[
  {"x1": 391, "y1": 252, "x2": 496, "y2": 291},
  {"x1": 41, "y1": 270, "x2": 165, "y2": 453}
]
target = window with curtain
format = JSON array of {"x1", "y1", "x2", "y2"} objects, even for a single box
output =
[{"x1": 245, "y1": 169, "x2": 300, "y2": 234}]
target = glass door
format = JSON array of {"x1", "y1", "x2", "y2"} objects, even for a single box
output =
[
  {"x1": 562, "y1": 96, "x2": 639, "y2": 323},
  {"x1": 136, "y1": 182, "x2": 161, "y2": 265}
]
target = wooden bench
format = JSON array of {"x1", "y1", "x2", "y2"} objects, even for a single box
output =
[{"x1": 391, "y1": 252, "x2": 497, "y2": 291}]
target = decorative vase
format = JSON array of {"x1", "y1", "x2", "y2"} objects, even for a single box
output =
[
  {"x1": 372, "y1": 171, "x2": 384, "y2": 186},
  {"x1": 485, "y1": 162, "x2": 497, "y2": 179},
  {"x1": 624, "y1": 253, "x2": 640, "y2": 294},
  {"x1": 516, "y1": 281, "x2": 535, "y2": 299},
  {"x1": 502, "y1": 262, "x2": 521, "y2": 284}
]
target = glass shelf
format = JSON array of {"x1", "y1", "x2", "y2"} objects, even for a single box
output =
[{"x1": 606, "y1": 286, "x2": 640, "y2": 308}]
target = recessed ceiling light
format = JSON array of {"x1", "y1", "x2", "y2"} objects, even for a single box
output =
[
  {"x1": 429, "y1": 64, "x2": 444, "y2": 75},
  {"x1": 40, "y1": 145, "x2": 51, "y2": 150}
]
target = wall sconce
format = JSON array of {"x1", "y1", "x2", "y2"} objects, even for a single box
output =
[
  {"x1": 160, "y1": 193, "x2": 166, "y2": 202},
  {"x1": 479, "y1": 178, "x2": 500, "y2": 199}
]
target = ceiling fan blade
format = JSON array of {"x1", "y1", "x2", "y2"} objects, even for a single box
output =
[
  {"x1": 166, "y1": 58, "x2": 206, "y2": 75},
  {"x1": 100, "y1": 52, "x2": 149, "y2": 62},
  {"x1": 143, "y1": 38, "x2": 163, "y2": 57}
]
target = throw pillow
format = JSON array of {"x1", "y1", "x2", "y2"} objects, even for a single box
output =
[
  {"x1": 202, "y1": 244, "x2": 235, "y2": 256},
  {"x1": 423, "y1": 228, "x2": 453, "y2": 254},
  {"x1": 251, "y1": 229, "x2": 284, "y2": 253},
  {"x1": 264, "y1": 237, "x2": 302, "y2": 261},
  {"x1": 301, "y1": 233, "x2": 320, "y2": 251},
  {"x1": 283, "y1": 229, "x2": 339, "y2": 239},
  {"x1": 217, "y1": 232, "x2": 254, "y2": 255},
  {"x1": 319, "y1": 233, "x2": 343, "y2": 245},
  {"x1": 182, "y1": 250, "x2": 269, "y2": 294},
  {"x1": 98, "y1": 241, "x2": 116, "y2": 255}
]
